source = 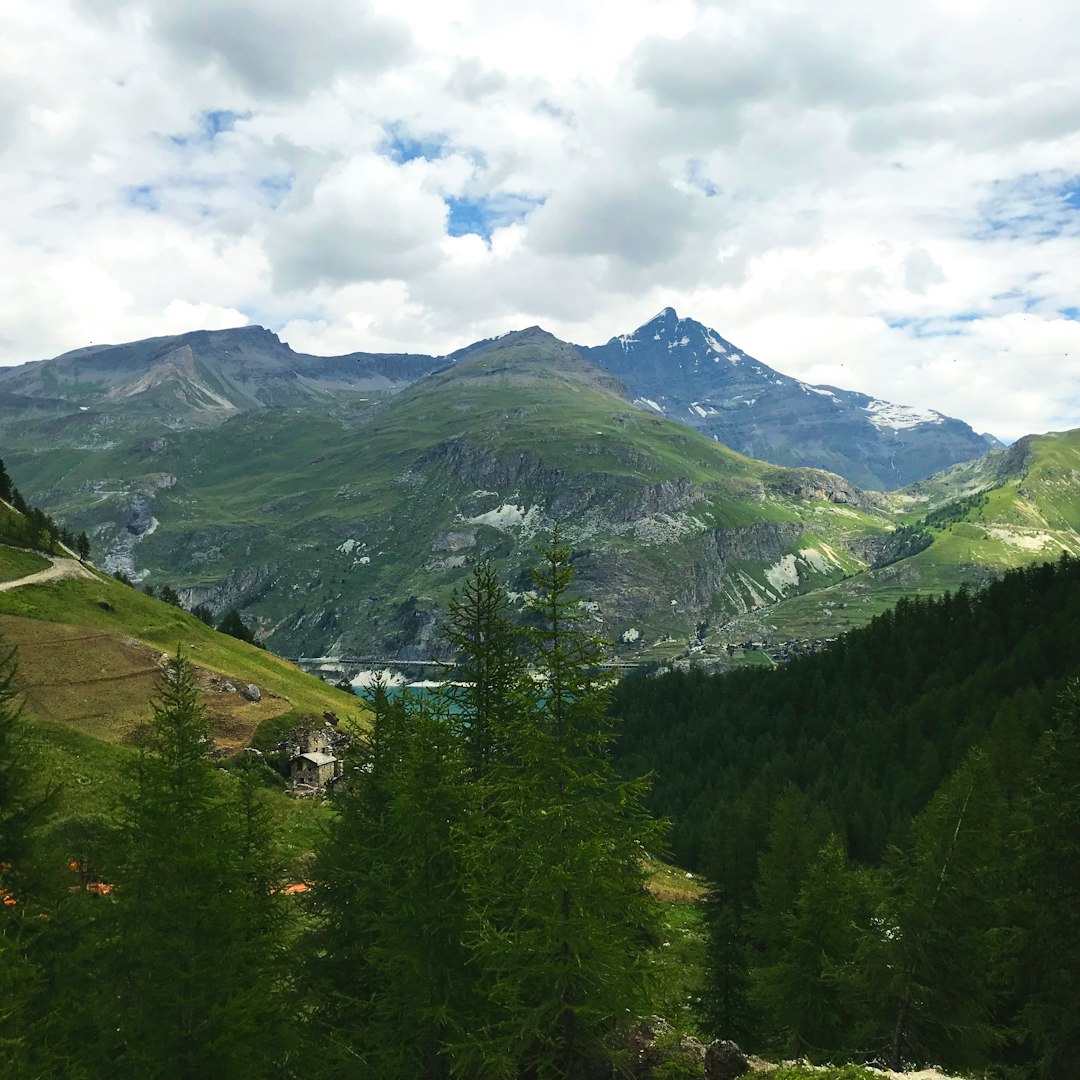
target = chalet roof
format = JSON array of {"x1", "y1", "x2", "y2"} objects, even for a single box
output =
[{"x1": 296, "y1": 751, "x2": 337, "y2": 767}]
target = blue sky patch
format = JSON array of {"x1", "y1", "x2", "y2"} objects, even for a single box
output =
[
  {"x1": 888, "y1": 314, "x2": 981, "y2": 339},
  {"x1": 686, "y1": 159, "x2": 720, "y2": 197},
  {"x1": 381, "y1": 123, "x2": 449, "y2": 164},
  {"x1": 124, "y1": 184, "x2": 160, "y2": 212},
  {"x1": 977, "y1": 172, "x2": 1080, "y2": 242},
  {"x1": 169, "y1": 109, "x2": 250, "y2": 148},
  {"x1": 445, "y1": 193, "x2": 545, "y2": 241},
  {"x1": 258, "y1": 173, "x2": 295, "y2": 208}
]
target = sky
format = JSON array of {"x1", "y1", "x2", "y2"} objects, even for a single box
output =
[{"x1": 3, "y1": 0, "x2": 1080, "y2": 442}]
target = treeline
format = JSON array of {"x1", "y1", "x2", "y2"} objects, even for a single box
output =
[
  {"x1": 872, "y1": 491, "x2": 990, "y2": 569},
  {"x1": 0, "y1": 456, "x2": 89, "y2": 559},
  {"x1": 613, "y1": 553, "x2": 1080, "y2": 868},
  {"x1": 1, "y1": 536, "x2": 661, "y2": 1080},
  {"x1": 611, "y1": 554, "x2": 1080, "y2": 1076}
]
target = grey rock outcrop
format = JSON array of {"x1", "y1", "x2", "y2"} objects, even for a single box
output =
[
  {"x1": 242, "y1": 684, "x2": 261, "y2": 702},
  {"x1": 704, "y1": 1039, "x2": 749, "y2": 1080}
]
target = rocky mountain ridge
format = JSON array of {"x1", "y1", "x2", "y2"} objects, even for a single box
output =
[
  {"x1": 2, "y1": 327, "x2": 892, "y2": 658},
  {"x1": 1, "y1": 311, "x2": 997, "y2": 490},
  {"x1": 582, "y1": 308, "x2": 1000, "y2": 490}
]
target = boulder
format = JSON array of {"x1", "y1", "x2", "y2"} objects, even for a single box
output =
[
  {"x1": 221, "y1": 681, "x2": 236, "y2": 694},
  {"x1": 704, "y1": 1039, "x2": 749, "y2": 1080},
  {"x1": 620, "y1": 1017, "x2": 707, "y2": 1078},
  {"x1": 242, "y1": 683, "x2": 261, "y2": 702}
]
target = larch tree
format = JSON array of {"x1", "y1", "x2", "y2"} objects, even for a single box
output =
[
  {"x1": 108, "y1": 651, "x2": 287, "y2": 1080},
  {"x1": 461, "y1": 527, "x2": 663, "y2": 1079}
]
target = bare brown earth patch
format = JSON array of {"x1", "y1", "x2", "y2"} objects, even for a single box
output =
[{"x1": 2, "y1": 612, "x2": 291, "y2": 751}]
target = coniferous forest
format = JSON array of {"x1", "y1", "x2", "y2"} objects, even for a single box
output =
[
  {"x1": 611, "y1": 553, "x2": 1080, "y2": 1077},
  {"x1": 0, "y1": 533, "x2": 662, "y2": 1080},
  {"x1": 3, "y1": 538, "x2": 1080, "y2": 1077}
]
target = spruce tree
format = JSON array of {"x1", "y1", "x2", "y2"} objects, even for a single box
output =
[
  {"x1": 868, "y1": 751, "x2": 1006, "y2": 1071},
  {"x1": 443, "y1": 561, "x2": 525, "y2": 775},
  {"x1": 752, "y1": 834, "x2": 873, "y2": 1059},
  {"x1": 217, "y1": 608, "x2": 255, "y2": 644},
  {"x1": 108, "y1": 651, "x2": 287, "y2": 1079},
  {"x1": 309, "y1": 681, "x2": 471, "y2": 1079},
  {"x1": 1014, "y1": 683, "x2": 1080, "y2": 1077},
  {"x1": 461, "y1": 528, "x2": 662, "y2": 1079}
]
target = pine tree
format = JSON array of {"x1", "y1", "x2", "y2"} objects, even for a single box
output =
[
  {"x1": 752, "y1": 834, "x2": 873, "y2": 1059},
  {"x1": 217, "y1": 608, "x2": 255, "y2": 644},
  {"x1": 443, "y1": 561, "x2": 525, "y2": 775},
  {"x1": 309, "y1": 681, "x2": 471, "y2": 1079},
  {"x1": 1013, "y1": 682, "x2": 1080, "y2": 1077},
  {"x1": 461, "y1": 528, "x2": 663, "y2": 1079},
  {"x1": 108, "y1": 651, "x2": 287, "y2": 1079},
  {"x1": 76, "y1": 533, "x2": 90, "y2": 563},
  {"x1": 867, "y1": 751, "x2": 1006, "y2": 1071}
]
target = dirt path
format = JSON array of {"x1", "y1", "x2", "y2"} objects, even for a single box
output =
[{"x1": 0, "y1": 555, "x2": 98, "y2": 593}]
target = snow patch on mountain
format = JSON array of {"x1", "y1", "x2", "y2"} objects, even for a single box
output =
[
  {"x1": 864, "y1": 399, "x2": 944, "y2": 431},
  {"x1": 634, "y1": 396, "x2": 665, "y2": 414}
]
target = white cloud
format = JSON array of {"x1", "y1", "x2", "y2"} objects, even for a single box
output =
[{"x1": 2, "y1": 0, "x2": 1080, "y2": 441}]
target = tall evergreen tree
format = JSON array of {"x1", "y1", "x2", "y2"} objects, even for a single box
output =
[
  {"x1": 867, "y1": 751, "x2": 1006, "y2": 1072},
  {"x1": 752, "y1": 835, "x2": 874, "y2": 1059},
  {"x1": 443, "y1": 561, "x2": 525, "y2": 776},
  {"x1": 1013, "y1": 682, "x2": 1080, "y2": 1077},
  {"x1": 309, "y1": 681, "x2": 471, "y2": 1079},
  {"x1": 216, "y1": 608, "x2": 255, "y2": 644},
  {"x1": 107, "y1": 651, "x2": 287, "y2": 1079},
  {"x1": 461, "y1": 528, "x2": 662, "y2": 1079}
]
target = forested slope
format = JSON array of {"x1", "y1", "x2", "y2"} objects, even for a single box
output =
[
  {"x1": 612, "y1": 554, "x2": 1080, "y2": 1076},
  {"x1": 614, "y1": 553, "x2": 1080, "y2": 869}
]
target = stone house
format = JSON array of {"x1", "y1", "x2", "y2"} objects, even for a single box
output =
[{"x1": 290, "y1": 750, "x2": 341, "y2": 788}]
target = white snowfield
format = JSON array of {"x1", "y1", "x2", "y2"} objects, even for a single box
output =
[{"x1": 864, "y1": 398, "x2": 945, "y2": 431}]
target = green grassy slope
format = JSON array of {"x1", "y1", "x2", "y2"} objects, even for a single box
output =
[
  {"x1": 0, "y1": 561, "x2": 360, "y2": 748},
  {"x1": 715, "y1": 429, "x2": 1080, "y2": 644},
  {"x1": 7, "y1": 330, "x2": 892, "y2": 658}
]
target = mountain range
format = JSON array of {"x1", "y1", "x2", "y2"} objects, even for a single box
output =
[
  {"x1": 0, "y1": 310, "x2": 996, "y2": 491},
  {"x1": 0, "y1": 310, "x2": 1068, "y2": 661}
]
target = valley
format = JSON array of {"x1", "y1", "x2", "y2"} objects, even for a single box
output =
[{"x1": 2, "y1": 310, "x2": 1056, "y2": 668}]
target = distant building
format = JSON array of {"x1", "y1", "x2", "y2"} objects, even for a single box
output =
[
  {"x1": 290, "y1": 750, "x2": 341, "y2": 789},
  {"x1": 284, "y1": 722, "x2": 347, "y2": 793}
]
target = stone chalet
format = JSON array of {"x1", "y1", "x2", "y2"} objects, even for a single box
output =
[
  {"x1": 291, "y1": 750, "x2": 340, "y2": 788},
  {"x1": 286, "y1": 721, "x2": 346, "y2": 792}
]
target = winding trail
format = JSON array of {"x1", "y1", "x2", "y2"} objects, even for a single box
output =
[{"x1": 0, "y1": 554, "x2": 97, "y2": 593}]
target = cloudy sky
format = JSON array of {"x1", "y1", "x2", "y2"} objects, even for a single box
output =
[{"x1": 3, "y1": 0, "x2": 1079, "y2": 440}]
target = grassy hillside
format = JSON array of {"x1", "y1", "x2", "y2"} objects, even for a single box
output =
[
  {"x1": 712, "y1": 429, "x2": 1080, "y2": 645},
  {"x1": 6, "y1": 329, "x2": 893, "y2": 658},
  {"x1": 0, "y1": 561, "x2": 359, "y2": 749}
]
